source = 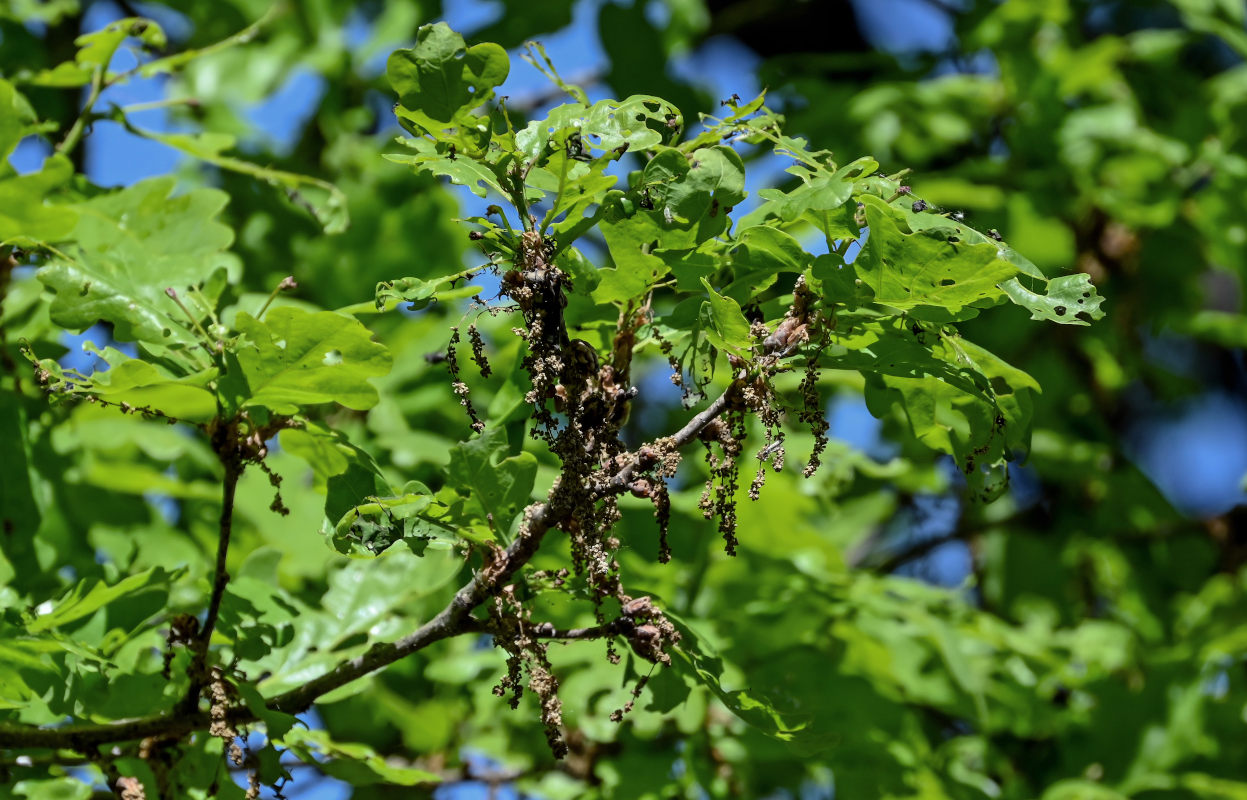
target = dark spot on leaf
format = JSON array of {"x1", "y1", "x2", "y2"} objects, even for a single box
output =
[
  {"x1": 1054, "y1": 306, "x2": 1066, "y2": 316},
  {"x1": 940, "y1": 279, "x2": 955, "y2": 286}
]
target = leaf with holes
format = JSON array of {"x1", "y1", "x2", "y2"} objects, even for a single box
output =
[
  {"x1": 1001, "y1": 274, "x2": 1106, "y2": 326},
  {"x1": 855, "y1": 195, "x2": 1017, "y2": 318},
  {"x1": 36, "y1": 176, "x2": 234, "y2": 349},
  {"x1": 387, "y1": 22, "x2": 509, "y2": 138},
  {"x1": 516, "y1": 95, "x2": 681, "y2": 165},
  {"x1": 386, "y1": 136, "x2": 506, "y2": 198}
]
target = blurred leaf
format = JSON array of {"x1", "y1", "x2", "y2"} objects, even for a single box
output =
[
  {"x1": 26, "y1": 567, "x2": 179, "y2": 634},
  {"x1": 118, "y1": 126, "x2": 349, "y2": 234},
  {"x1": 280, "y1": 727, "x2": 441, "y2": 786},
  {"x1": 0, "y1": 155, "x2": 78, "y2": 244},
  {"x1": 13, "y1": 778, "x2": 91, "y2": 799}
]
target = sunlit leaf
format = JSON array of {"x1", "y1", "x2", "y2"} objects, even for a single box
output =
[
  {"x1": 224, "y1": 306, "x2": 393, "y2": 415},
  {"x1": 37, "y1": 176, "x2": 234, "y2": 348}
]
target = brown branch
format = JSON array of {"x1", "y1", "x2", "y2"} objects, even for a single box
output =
[
  {"x1": 180, "y1": 459, "x2": 243, "y2": 713},
  {"x1": 270, "y1": 501, "x2": 555, "y2": 714},
  {"x1": 865, "y1": 527, "x2": 978, "y2": 574},
  {"x1": 0, "y1": 386, "x2": 739, "y2": 753},
  {"x1": 593, "y1": 383, "x2": 735, "y2": 499},
  {"x1": 200, "y1": 462, "x2": 241, "y2": 658}
]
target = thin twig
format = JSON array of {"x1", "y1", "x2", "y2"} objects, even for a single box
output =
[
  {"x1": 181, "y1": 459, "x2": 243, "y2": 710},
  {"x1": 593, "y1": 384, "x2": 735, "y2": 498},
  {"x1": 200, "y1": 463, "x2": 241, "y2": 655},
  {"x1": 866, "y1": 527, "x2": 977, "y2": 574}
]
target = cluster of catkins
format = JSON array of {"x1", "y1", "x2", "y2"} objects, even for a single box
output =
[{"x1": 448, "y1": 227, "x2": 829, "y2": 757}]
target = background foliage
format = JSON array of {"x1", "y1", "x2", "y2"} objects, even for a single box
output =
[{"x1": 2, "y1": 1, "x2": 1247, "y2": 798}]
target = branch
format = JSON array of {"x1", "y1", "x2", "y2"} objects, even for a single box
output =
[
  {"x1": 197, "y1": 463, "x2": 241, "y2": 663},
  {"x1": 0, "y1": 385, "x2": 740, "y2": 753},
  {"x1": 269, "y1": 501, "x2": 555, "y2": 714},
  {"x1": 178, "y1": 458, "x2": 243, "y2": 715},
  {"x1": 865, "y1": 527, "x2": 978, "y2": 574},
  {"x1": 593, "y1": 384, "x2": 735, "y2": 499}
]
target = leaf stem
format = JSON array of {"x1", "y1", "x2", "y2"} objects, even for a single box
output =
[
  {"x1": 256, "y1": 276, "x2": 298, "y2": 320},
  {"x1": 185, "y1": 283, "x2": 222, "y2": 328},
  {"x1": 539, "y1": 146, "x2": 573, "y2": 236},
  {"x1": 118, "y1": 97, "x2": 200, "y2": 114},
  {"x1": 165, "y1": 287, "x2": 219, "y2": 358},
  {"x1": 56, "y1": 66, "x2": 106, "y2": 156}
]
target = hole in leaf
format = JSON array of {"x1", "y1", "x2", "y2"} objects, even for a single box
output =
[
  {"x1": 939, "y1": 279, "x2": 955, "y2": 286},
  {"x1": 1054, "y1": 306, "x2": 1066, "y2": 316},
  {"x1": 274, "y1": 339, "x2": 287, "y2": 349},
  {"x1": 323, "y1": 349, "x2": 343, "y2": 366}
]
